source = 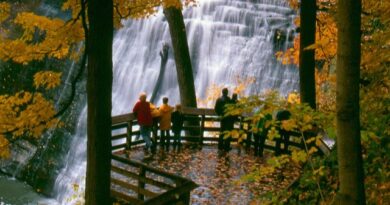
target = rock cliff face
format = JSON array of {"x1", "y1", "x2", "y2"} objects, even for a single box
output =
[
  {"x1": 0, "y1": 140, "x2": 37, "y2": 176},
  {"x1": 20, "y1": 130, "x2": 74, "y2": 196}
]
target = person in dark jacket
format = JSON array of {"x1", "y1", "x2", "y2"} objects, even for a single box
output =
[
  {"x1": 275, "y1": 109, "x2": 291, "y2": 155},
  {"x1": 214, "y1": 88, "x2": 234, "y2": 151},
  {"x1": 231, "y1": 93, "x2": 238, "y2": 104},
  {"x1": 171, "y1": 104, "x2": 184, "y2": 147},
  {"x1": 133, "y1": 92, "x2": 153, "y2": 152},
  {"x1": 254, "y1": 113, "x2": 272, "y2": 156}
]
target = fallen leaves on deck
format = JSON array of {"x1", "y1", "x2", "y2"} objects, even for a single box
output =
[{"x1": 121, "y1": 145, "x2": 300, "y2": 204}]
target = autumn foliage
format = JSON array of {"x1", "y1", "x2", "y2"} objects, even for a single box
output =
[
  {"x1": 1, "y1": 0, "x2": 389, "y2": 203},
  {"x1": 272, "y1": 0, "x2": 390, "y2": 203}
]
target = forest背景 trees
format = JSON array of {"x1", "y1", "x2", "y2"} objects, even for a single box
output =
[{"x1": 273, "y1": 0, "x2": 389, "y2": 203}]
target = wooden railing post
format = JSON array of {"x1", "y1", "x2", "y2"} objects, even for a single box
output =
[
  {"x1": 179, "y1": 192, "x2": 191, "y2": 205},
  {"x1": 175, "y1": 179, "x2": 191, "y2": 205},
  {"x1": 200, "y1": 115, "x2": 205, "y2": 145},
  {"x1": 152, "y1": 119, "x2": 159, "y2": 147},
  {"x1": 245, "y1": 120, "x2": 252, "y2": 150},
  {"x1": 126, "y1": 121, "x2": 133, "y2": 150},
  {"x1": 138, "y1": 166, "x2": 146, "y2": 200}
]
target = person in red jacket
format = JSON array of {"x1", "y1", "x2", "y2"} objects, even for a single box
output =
[{"x1": 133, "y1": 92, "x2": 153, "y2": 152}]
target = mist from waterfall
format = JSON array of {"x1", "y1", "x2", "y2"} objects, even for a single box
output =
[{"x1": 53, "y1": 0, "x2": 299, "y2": 203}]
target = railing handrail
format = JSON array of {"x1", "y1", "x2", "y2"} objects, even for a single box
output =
[
  {"x1": 112, "y1": 113, "x2": 136, "y2": 125},
  {"x1": 111, "y1": 154, "x2": 193, "y2": 183},
  {"x1": 111, "y1": 107, "x2": 217, "y2": 125}
]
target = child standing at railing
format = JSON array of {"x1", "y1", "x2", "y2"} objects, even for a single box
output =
[
  {"x1": 171, "y1": 104, "x2": 184, "y2": 148},
  {"x1": 159, "y1": 97, "x2": 173, "y2": 148}
]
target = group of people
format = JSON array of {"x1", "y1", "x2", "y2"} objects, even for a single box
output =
[
  {"x1": 132, "y1": 88, "x2": 311, "y2": 158},
  {"x1": 132, "y1": 88, "x2": 239, "y2": 155},
  {"x1": 132, "y1": 93, "x2": 184, "y2": 154}
]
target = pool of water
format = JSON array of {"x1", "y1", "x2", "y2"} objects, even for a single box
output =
[{"x1": 0, "y1": 175, "x2": 59, "y2": 205}]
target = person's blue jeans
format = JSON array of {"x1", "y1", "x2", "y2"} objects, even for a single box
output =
[{"x1": 140, "y1": 125, "x2": 152, "y2": 149}]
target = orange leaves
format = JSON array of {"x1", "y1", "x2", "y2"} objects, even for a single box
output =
[
  {"x1": 0, "y1": 2, "x2": 10, "y2": 24},
  {"x1": 0, "y1": 5, "x2": 84, "y2": 64},
  {"x1": 33, "y1": 71, "x2": 62, "y2": 90},
  {"x1": 291, "y1": 150, "x2": 307, "y2": 164},
  {"x1": 281, "y1": 119, "x2": 297, "y2": 131},
  {"x1": 111, "y1": 0, "x2": 198, "y2": 25},
  {"x1": 163, "y1": 0, "x2": 183, "y2": 9},
  {"x1": 0, "y1": 136, "x2": 10, "y2": 158},
  {"x1": 287, "y1": 92, "x2": 300, "y2": 104},
  {"x1": 287, "y1": 0, "x2": 299, "y2": 10},
  {"x1": 315, "y1": 12, "x2": 337, "y2": 61},
  {"x1": 275, "y1": 36, "x2": 299, "y2": 65},
  {"x1": 0, "y1": 91, "x2": 59, "y2": 158}
]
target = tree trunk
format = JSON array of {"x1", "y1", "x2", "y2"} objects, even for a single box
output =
[
  {"x1": 150, "y1": 44, "x2": 169, "y2": 104},
  {"x1": 85, "y1": 0, "x2": 113, "y2": 204},
  {"x1": 335, "y1": 0, "x2": 366, "y2": 204},
  {"x1": 299, "y1": 0, "x2": 316, "y2": 109},
  {"x1": 163, "y1": 5, "x2": 197, "y2": 108}
]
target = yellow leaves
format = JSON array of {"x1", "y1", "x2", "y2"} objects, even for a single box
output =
[
  {"x1": 72, "y1": 183, "x2": 79, "y2": 192},
  {"x1": 62, "y1": 0, "x2": 82, "y2": 19},
  {"x1": 287, "y1": 92, "x2": 300, "y2": 104},
  {"x1": 224, "y1": 129, "x2": 246, "y2": 143},
  {"x1": 0, "y1": 91, "x2": 59, "y2": 158},
  {"x1": 267, "y1": 127, "x2": 280, "y2": 140},
  {"x1": 111, "y1": 0, "x2": 197, "y2": 24},
  {"x1": 163, "y1": 0, "x2": 183, "y2": 9},
  {"x1": 308, "y1": 147, "x2": 318, "y2": 155},
  {"x1": 14, "y1": 12, "x2": 65, "y2": 38},
  {"x1": 281, "y1": 119, "x2": 297, "y2": 131},
  {"x1": 0, "y1": 136, "x2": 10, "y2": 158},
  {"x1": 287, "y1": 0, "x2": 299, "y2": 10},
  {"x1": 0, "y1": 2, "x2": 10, "y2": 23},
  {"x1": 291, "y1": 150, "x2": 307, "y2": 164},
  {"x1": 33, "y1": 71, "x2": 62, "y2": 90},
  {"x1": 275, "y1": 3, "x2": 338, "y2": 66},
  {"x1": 315, "y1": 12, "x2": 337, "y2": 61},
  {"x1": 275, "y1": 35, "x2": 299, "y2": 65},
  {"x1": 267, "y1": 155, "x2": 290, "y2": 168},
  {"x1": 0, "y1": 8, "x2": 83, "y2": 64}
]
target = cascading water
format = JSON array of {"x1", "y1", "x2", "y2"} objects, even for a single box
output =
[{"x1": 53, "y1": 0, "x2": 299, "y2": 203}]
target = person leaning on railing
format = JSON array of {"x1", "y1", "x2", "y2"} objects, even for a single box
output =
[
  {"x1": 158, "y1": 97, "x2": 174, "y2": 149},
  {"x1": 214, "y1": 88, "x2": 234, "y2": 152},
  {"x1": 171, "y1": 104, "x2": 184, "y2": 147},
  {"x1": 133, "y1": 92, "x2": 154, "y2": 154}
]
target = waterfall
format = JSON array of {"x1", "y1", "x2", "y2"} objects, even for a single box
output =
[{"x1": 53, "y1": 0, "x2": 298, "y2": 203}]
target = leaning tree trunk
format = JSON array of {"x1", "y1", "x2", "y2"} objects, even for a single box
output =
[
  {"x1": 336, "y1": 0, "x2": 366, "y2": 204},
  {"x1": 299, "y1": 0, "x2": 316, "y2": 109},
  {"x1": 85, "y1": 0, "x2": 113, "y2": 204},
  {"x1": 150, "y1": 44, "x2": 169, "y2": 104},
  {"x1": 163, "y1": 4, "x2": 197, "y2": 108}
]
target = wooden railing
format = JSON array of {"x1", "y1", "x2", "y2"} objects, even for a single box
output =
[
  {"x1": 110, "y1": 154, "x2": 197, "y2": 205},
  {"x1": 110, "y1": 107, "x2": 317, "y2": 155},
  {"x1": 109, "y1": 107, "x2": 332, "y2": 204}
]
